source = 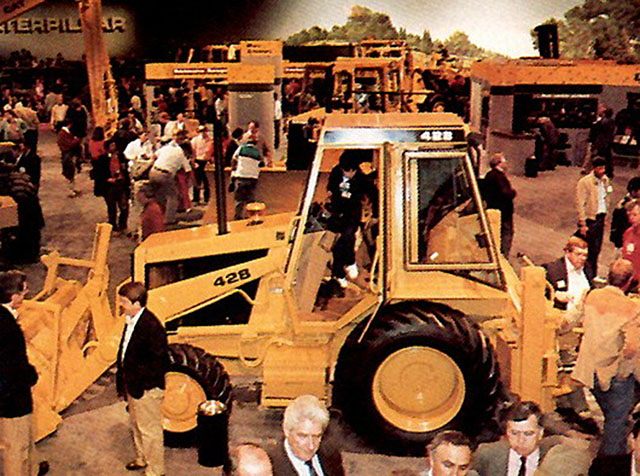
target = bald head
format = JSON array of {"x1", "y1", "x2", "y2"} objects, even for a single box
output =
[{"x1": 230, "y1": 444, "x2": 273, "y2": 476}]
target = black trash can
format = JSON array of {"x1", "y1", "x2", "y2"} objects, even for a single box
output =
[
  {"x1": 197, "y1": 400, "x2": 229, "y2": 467},
  {"x1": 524, "y1": 155, "x2": 539, "y2": 177}
]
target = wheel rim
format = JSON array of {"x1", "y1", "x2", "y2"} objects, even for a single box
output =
[
  {"x1": 162, "y1": 371, "x2": 207, "y2": 433},
  {"x1": 372, "y1": 346, "x2": 465, "y2": 433}
]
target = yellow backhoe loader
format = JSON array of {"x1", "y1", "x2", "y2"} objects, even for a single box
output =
[{"x1": 129, "y1": 112, "x2": 565, "y2": 453}]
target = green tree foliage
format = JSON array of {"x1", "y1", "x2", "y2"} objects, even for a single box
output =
[
  {"x1": 327, "y1": 6, "x2": 399, "y2": 42},
  {"x1": 286, "y1": 25, "x2": 329, "y2": 46},
  {"x1": 442, "y1": 31, "x2": 490, "y2": 58},
  {"x1": 535, "y1": 0, "x2": 640, "y2": 62},
  {"x1": 284, "y1": 5, "x2": 485, "y2": 57}
]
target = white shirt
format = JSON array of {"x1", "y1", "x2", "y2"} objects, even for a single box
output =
[
  {"x1": 153, "y1": 141, "x2": 191, "y2": 174},
  {"x1": 121, "y1": 307, "x2": 144, "y2": 359},
  {"x1": 284, "y1": 439, "x2": 324, "y2": 476},
  {"x1": 507, "y1": 448, "x2": 539, "y2": 476},
  {"x1": 274, "y1": 98, "x2": 283, "y2": 121},
  {"x1": 632, "y1": 452, "x2": 640, "y2": 475},
  {"x1": 596, "y1": 178, "x2": 607, "y2": 214},
  {"x1": 507, "y1": 448, "x2": 540, "y2": 476},
  {"x1": 2, "y1": 303, "x2": 18, "y2": 320},
  {"x1": 163, "y1": 120, "x2": 185, "y2": 141},
  {"x1": 124, "y1": 138, "x2": 154, "y2": 161},
  {"x1": 565, "y1": 256, "x2": 591, "y2": 311},
  {"x1": 50, "y1": 103, "x2": 68, "y2": 124},
  {"x1": 191, "y1": 134, "x2": 213, "y2": 161}
]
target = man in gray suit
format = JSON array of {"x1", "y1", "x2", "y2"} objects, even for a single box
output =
[
  {"x1": 472, "y1": 402, "x2": 549, "y2": 476},
  {"x1": 426, "y1": 430, "x2": 478, "y2": 476}
]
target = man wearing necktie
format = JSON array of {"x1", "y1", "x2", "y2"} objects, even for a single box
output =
[
  {"x1": 471, "y1": 402, "x2": 550, "y2": 476},
  {"x1": 116, "y1": 282, "x2": 169, "y2": 476},
  {"x1": 270, "y1": 395, "x2": 344, "y2": 476}
]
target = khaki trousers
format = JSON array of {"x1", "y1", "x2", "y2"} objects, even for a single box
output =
[
  {"x1": 127, "y1": 388, "x2": 164, "y2": 476},
  {"x1": 0, "y1": 413, "x2": 33, "y2": 476}
]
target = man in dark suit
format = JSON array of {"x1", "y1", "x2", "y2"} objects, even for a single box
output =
[
  {"x1": 12, "y1": 139, "x2": 41, "y2": 191},
  {"x1": 544, "y1": 236, "x2": 594, "y2": 311},
  {"x1": 589, "y1": 417, "x2": 640, "y2": 475},
  {"x1": 270, "y1": 394, "x2": 344, "y2": 476},
  {"x1": 117, "y1": 282, "x2": 168, "y2": 476},
  {"x1": 481, "y1": 152, "x2": 517, "y2": 258},
  {"x1": 472, "y1": 402, "x2": 550, "y2": 476},
  {"x1": 0, "y1": 270, "x2": 48, "y2": 476}
]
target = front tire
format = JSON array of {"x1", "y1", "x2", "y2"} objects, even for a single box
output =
[
  {"x1": 163, "y1": 344, "x2": 232, "y2": 439},
  {"x1": 333, "y1": 301, "x2": 503, "y2": 454}
]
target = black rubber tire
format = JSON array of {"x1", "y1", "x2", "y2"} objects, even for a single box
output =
[
  {"x1": 164, "y1": 343, "x2": 232, "y2": 446},
  {"x1": 333, "y1": 301, "x2": 503, "y2": 455}
]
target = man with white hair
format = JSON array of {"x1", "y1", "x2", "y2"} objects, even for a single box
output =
[{"x1": 270, "y1": 395, "x2": 344, "y2": 476}]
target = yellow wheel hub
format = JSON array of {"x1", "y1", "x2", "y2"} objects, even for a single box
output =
[
  {"x1": 372, "y1": 346, "x2": 465, "y2": 433},
  {"x1": 162, "y1": 371, "x2": 207, "y2": 433}
]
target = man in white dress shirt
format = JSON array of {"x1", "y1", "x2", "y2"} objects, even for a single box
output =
[{"x1": 148, "y1": 130, "x2": 191, "y2": 224}]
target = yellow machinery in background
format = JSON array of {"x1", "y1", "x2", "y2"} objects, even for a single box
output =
[
  {"x1": 19, "y1": 224, "x2": 122, "y2": 440},
  {"x1": 131, "y1": 112, "x2": 565, "y2": 453}
]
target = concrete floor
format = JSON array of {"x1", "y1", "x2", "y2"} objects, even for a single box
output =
[{"x1": 13, "y1": 126, "x2": 636, "y2": 474}]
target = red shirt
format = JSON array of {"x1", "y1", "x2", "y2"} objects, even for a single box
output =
[
  {"x1": 622, "y1": 225, "x2": 640, "y2": 280},
  {"x1": 141, "y1": 200, "x2": 165, "y2": 240}
]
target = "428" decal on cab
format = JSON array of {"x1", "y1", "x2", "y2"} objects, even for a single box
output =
[{"x1": 213, "y1": 268, "x2": 251, "y2": 287}]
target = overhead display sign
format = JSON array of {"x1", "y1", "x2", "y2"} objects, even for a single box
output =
[{"x1": 0, "y1": 2, "x2": 135, "y2": 59}]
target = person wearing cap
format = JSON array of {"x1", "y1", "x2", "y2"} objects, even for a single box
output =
[
  {"x1": 191, "y1": 125, "x2": 213, "y2": 204},
  {"x1": 576, "y1": 157, "x2": 612, "y2": 276}
]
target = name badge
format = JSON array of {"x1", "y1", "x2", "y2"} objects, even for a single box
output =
[
  {"x1": 556, "y1": 280, "x2": 567, "y2": 290},
  {"x1": 628, "y1": 243, "x2": 635, "y2": 253}
]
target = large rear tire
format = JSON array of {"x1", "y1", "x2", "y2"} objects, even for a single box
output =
[
  {"x1": 333, "y1": 301, "x2": 503, "y2": 454},
  {"x1": 163, "y1": 343, "x2": 232, "y2": 443}
]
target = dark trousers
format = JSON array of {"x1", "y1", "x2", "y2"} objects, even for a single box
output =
[
  {"x1": 501, "y1": 217, "x2": 514, "y2": 257},
  {"x1": 192, "y1": 160, "x2": 210, "y2": 203},
  {"x1": 586, "y1": 213, "x2": 605, "y2": 276},
  {"x1": 332, "y1": 220, "x2": 358, "y2": 279},
  {"x1": 274, "y1": 119, "x2": 281, "y2": 150},
  {"x1": 104, "y1": 183, "x2": 129, "y2": 231},
  {"x1": 233, "y1": 177, "x2": 257, "y2": 220},
  {"x1": 24, "y1": 129, "x2": 37, "y2": 150},
  {"x1": 592, "y1": 375, "x2": 639, "y2": 456}
]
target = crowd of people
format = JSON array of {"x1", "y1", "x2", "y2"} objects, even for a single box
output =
[{"x1": 5, "y1": 46, "x2": 640, "y2": 475}]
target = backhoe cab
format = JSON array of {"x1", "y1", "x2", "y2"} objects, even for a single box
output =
[{"x1": 132, "y1": 112, "x2": 560, "y2": 453}]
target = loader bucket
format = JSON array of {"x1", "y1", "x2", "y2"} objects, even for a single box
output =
[{"x1": 17, "y1": 223, "x2": 123, "y2": 441}]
